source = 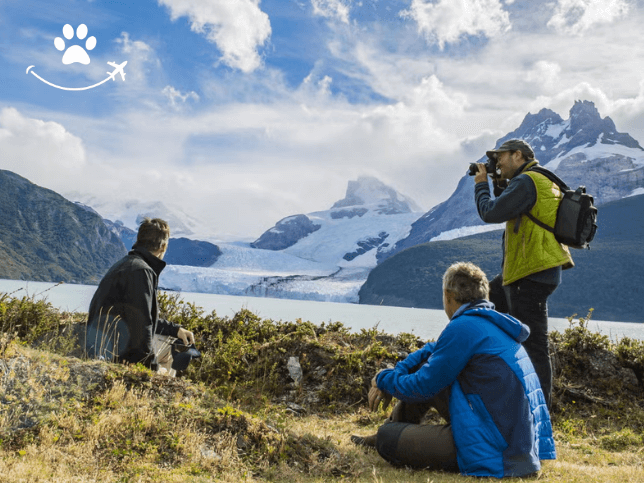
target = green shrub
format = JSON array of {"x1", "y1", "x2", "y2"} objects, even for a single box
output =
[
  {"x1": 615, "y1": 337, "x2": 644, "y2": 387},
  {"x1": 550, "y1": 309, "x2": 611, "y2": 354},
  {"x1": 0, "y1": 289, "x2": 79, "y2": 344}
]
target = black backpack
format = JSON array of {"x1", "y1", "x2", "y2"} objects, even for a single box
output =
[{"x1": 524, "y1": 167, "x2": 598, "y2": 249}]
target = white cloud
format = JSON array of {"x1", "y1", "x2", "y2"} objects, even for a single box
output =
[
  {"x1": 162, "y1": 85, "x2": 200, "y2": 108},
  {"x1": 547, "y1": 0, "x2": 630, "y2": 35},
  {"x1": 114, "y1": 32, "x2": 158, "y2": 85},
  {"x1": 526, "y1": 60, "x2": 562, "y2": 93},
  {"x1": 299, "y1": 73, "x2": 335, "y2": 101},
  {"x1": 0, "y1": 108, "x2": 87, "y2": 189},
  {"x1": 460, "y1": 130, "x2": 503, "y2": 158},
  {"x1": 401, "y1": 0, "x2": 511, "y2": 48},
  {"x1": 311, "y1": 0, "x2": 351, "y2": 23},
  {"x1": 611, "y1": 78, "x2": 644, "y2": 128},
  {"x1": 158, "y1": 0, "x2": 271, "y2": 72},
  {"x1": 115, "y1": 31, "x2": 152, "y2": 56},
  {"x1": 405, "y1": 75, "x2": 468, "y2": 114}
]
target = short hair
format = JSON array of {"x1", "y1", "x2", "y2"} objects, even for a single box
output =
[
  {"x1": 442, "y1": 262, "x2": 489, "y2": 304},
  {"x1": 136, "y1": 217, "x2": 170, "y2": 252}
]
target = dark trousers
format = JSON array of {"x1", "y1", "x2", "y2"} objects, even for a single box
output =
[
  {"x1": 376, "y1": 387, "x2": 459, "y2": 471},
  {"x1": 489, "y1": 274, "x2": 556, "y2": 408}
]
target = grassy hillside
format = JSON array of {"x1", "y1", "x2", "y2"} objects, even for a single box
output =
[
  {"x1": 360, "y1": 194, "x2": 644, "y2": 322},
  {"x1": 1, "y1": 290, "x2": 643, "y2": 482}
]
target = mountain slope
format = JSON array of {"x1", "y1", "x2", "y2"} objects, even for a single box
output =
[
  {"x1": 0, "y1": 170, "x2": 127, "y2": 283},
  {"x1": 380, "y1": 100, "x2": 644, "y2": 262},
  {"x1": 359, "y1": 194, "x2": 644, "y2": 322}
]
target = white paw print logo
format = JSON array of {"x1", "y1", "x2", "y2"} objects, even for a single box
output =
[
  {"x1": 27, "y1": 24, "x2": 127, "y2": 91},
  {"x1": 54, "y1": 24, "x2": 97, "y2": 65}
]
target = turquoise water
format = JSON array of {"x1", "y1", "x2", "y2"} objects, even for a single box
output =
[{"x1": 1, "y1": 279, "x2": 642, "y2": 342}]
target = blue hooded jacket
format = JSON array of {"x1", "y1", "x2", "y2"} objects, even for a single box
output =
[{"x1": 376, "y1": 301, "x2": 555, "y2": 478}]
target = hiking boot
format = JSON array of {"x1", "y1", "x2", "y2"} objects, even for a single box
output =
[{"x1": 350, "y1": 434, "x2": 377, "y2": 448}]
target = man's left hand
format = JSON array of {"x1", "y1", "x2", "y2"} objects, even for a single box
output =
[
  {"x1": 474, "y1": 163, "x2": 489, "y2": 184},
  {"x1": 177, "y1": 327, "x2": 195, "y2": 346}
]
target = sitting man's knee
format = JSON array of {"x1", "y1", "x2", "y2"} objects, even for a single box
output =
[{"x1": 375, "y1": 422, "x2": 407, "y2": 466}]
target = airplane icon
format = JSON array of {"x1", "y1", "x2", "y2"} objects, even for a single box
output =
[{"x1": 107, "y1": 61, "x2": 127, "y2": 81}]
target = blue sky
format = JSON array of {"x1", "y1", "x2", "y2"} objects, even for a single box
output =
[{"x1": 2, "y1": 0, "x2": 644, "y2": 240}]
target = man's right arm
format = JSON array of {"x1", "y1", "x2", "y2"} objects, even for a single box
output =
[
  {"x1": 393, "y1": 342, "x2": 436, "y2": 374},
  {"x1": 475, "y1": 175, "x2": 536, "y2": 223}
]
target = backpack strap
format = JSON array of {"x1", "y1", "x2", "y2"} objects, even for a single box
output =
[
  {"x1": 524, "y1": 211, "x2": 555, "y2": 234},
  {"x1": 527, "y1": 166, "x2": 570, "y2": 191},
  {"x1": 523, "y1": 167, "x2": 562, "y2": 233}
]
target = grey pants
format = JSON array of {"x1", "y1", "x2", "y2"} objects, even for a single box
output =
[
  {"x1": 153, "y1": 334, "x2": 176, "y2": 377},
  {"x1": 376, "y1": 387, "x2": 459, "y2": 471}
]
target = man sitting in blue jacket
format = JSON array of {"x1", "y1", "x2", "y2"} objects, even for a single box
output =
[{"x1": 352, "y1": 262, "x2": 555, "y2": 478}]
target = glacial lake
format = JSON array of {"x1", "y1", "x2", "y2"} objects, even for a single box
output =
[{"x1": 1, "y1": 279, "x2": 642, "y2": 342}]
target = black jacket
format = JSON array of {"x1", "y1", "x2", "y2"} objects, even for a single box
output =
[{"x1": 86, "y1": 244, "x2": 179, "y2": 369}]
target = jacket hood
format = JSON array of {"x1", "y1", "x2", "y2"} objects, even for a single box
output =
[{"x1": 453, "y1": 300, "x2": 531, "y2": 343}]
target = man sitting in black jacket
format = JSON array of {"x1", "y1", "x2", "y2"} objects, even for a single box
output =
[{"x1": 86, "y1": 217, "x2": 195, "y2": 373}]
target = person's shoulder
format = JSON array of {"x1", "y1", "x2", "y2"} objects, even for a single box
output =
[
  {"x1": 507, "y1": 172, "x2": 539, "y2": 197},
  {"x1": 113, "y1": 252, "x2": 152, "y2": 273},
  {"x1": 444, "y1": 312, "x2": 489, "y2": 337},
  {"x1": 511, "y1": 172, "x2": 536, "y2": 185}
]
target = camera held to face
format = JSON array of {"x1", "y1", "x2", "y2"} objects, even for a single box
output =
[{"x1": 468, "y1": 156, "x2": 498, "y2": 177}]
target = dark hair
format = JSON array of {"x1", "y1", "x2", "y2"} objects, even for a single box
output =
[
  {"x1": 442, "y1": 262, "x2": 489, "y2": 304},
  {"x1": 136, "y1": 217, "x2": 170, "y2": 252},
  {"x1": 515, "y1": 149, "x2": 534, "y2": 162}
]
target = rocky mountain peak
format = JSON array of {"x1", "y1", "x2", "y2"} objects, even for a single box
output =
[
  {"x1": 518, "y1": 107, "x2": 563, "y2": 132},
  {"x1": 491, "y1": 100, "x2": 642, "y2": 166},
  {"x1": 331, "y1": 176, "x2": 421, "y2": 215},
  {"x1": 567, "y1": 99, "x2": 623, "y2": 132},
  {"x1": 565, "y1": 100, "x2": 618, "y2": 147},
  {"x1": 569, "y1": 99, "x2": 602, "y2": 128}
]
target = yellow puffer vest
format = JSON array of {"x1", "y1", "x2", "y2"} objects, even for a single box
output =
[{"x1": 503, "y1": 163, "x2": 574, "y2": 285}]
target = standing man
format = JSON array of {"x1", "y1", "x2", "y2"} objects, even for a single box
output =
[
  {"x1": 474, "y1": 139, "x2": 574, "y2": 407},
  {"x1": 86, "y1": 217, "x2": 195, "y2": 373},
  {"x1": 352, "y1": 262, "x2": 554, "y2": 477}
]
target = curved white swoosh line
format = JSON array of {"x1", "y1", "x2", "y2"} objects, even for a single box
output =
[{"x1": 26, "y1": 65, "x2": 115, "y2": 91}]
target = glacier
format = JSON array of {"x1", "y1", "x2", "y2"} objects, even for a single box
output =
[{"x1": 160, "y1": 176, "x2": 424, "y2": 303}]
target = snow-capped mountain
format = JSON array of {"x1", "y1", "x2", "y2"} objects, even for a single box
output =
[
  {"x1": 160, "y1": 176, "x2": 424, "y2": 302},
  {"x1": 251, "y1": 175, "x2": 423, "y2": 266},
  {"x1": 65, "y1": 195, "x2": 208, "y2": 239},
  {"x1": 380, "y1": 100, "x2": 644, "y2": 262}
]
